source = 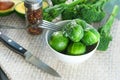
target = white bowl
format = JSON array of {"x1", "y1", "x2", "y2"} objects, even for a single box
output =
[{"x1": 45, "y1": 20, "x2": 99, "y2": 64}]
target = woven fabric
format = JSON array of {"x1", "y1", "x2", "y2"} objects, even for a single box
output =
[{"x1": 0, "y1": 13, "x2": 120, "y2": 80}]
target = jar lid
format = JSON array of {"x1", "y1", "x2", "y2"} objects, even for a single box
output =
[{"x1": 24, "y1": 0, "x2": 42, "y2": 9}]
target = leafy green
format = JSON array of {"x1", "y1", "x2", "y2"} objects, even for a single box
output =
[
  {"x1": 97, "y1": 5, "x2": 119, "y2": 51},
  {"x1": 62, "y1": 7, "x2": 76, "y2": 20},
  {"x1": 43, "y1": 3, "x2": 65, "y2": 21},
  {"x1": 51, "y1": 0, "x2": 67, "y2": 5},
  {"x1": 85, "y1": 0, "x2": 98, "y2": 4},
  {"x1": 75, "y1": 0, "x2": 108, "y2": 23},
  {"x1": 72, "y1": 0, "x2": 98, "y2": 4},
  {"x1": 43, "y1": 0, "x2": 84, "y2": 21},
  {"x1": 61, "y1": 0, "x2": 108, "y2": 23}
]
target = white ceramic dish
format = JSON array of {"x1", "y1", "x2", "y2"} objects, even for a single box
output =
[{"x1": 45, "y1": 20, "x2": 99, "y2": 64}]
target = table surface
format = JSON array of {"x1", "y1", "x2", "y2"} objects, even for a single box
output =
[{"x1": 0, "y1": 2, "x2": 120, "y2": 80}]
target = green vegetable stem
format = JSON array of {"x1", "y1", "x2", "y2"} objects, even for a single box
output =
[
  {"x1": 51, "y1": 0, "x2": 67, "y2": 5},
  {"x1": 97, "y1": 5, "x2": 119, "y2": 51},
  {"x1": 72, "y1": 0, "x2": 98, "y2": 4}
]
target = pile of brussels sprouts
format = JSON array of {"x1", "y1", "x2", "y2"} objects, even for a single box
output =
[{"x1": 49, "y1": 19, "x2": 100, "y2": 55}]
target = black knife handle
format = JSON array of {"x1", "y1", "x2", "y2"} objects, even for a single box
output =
[{"x1": 0, "y1": 33, "x2": 27, "y2": 57}]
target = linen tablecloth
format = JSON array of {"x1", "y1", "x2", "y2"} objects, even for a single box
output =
[{"x1": 0, "y1": 8, "x2": 120, "y2": 80}]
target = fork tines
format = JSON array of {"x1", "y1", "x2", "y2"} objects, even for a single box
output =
[{"x1": 38, "y1": 20, "x2": 60, "y2": 30}]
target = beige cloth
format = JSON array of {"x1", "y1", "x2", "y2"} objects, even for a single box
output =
[{"x1": 0, "y1": 13, "x2": 120, "y2": 80}]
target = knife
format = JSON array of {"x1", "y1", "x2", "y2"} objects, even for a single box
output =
[{"x1": 0, "y1": 32, "x2": 60, "y2": 77}]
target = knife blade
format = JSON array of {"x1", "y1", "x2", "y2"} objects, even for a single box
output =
[{"x1": 0, "y1": 32, "x2": 61, "y2": 77}]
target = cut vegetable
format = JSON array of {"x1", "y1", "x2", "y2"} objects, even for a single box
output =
[
  {"x1": 0, "y1": 1, "x2": 15, "y2": 16},
  {"x1": 43, "y1": 1, "x2": 49, "y2": 9},
  {"x1": 15, "y1": 2, "x2": 25, "y2": 18}
]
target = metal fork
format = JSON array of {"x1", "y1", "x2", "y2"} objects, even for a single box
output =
[
  {"x1": 0, "y1": 20, "x2": 60, "y2": 30},
  {"x1": 38, "y1": 20, "x2": 61, "y2": 30},
  {"x1": 0, "y1": 20, "x2": 68, "y2": 30}
]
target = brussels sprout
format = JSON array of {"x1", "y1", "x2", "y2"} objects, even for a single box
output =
[
  {"x1": 63, "y1": 20, "x2": 84, "y2": 42},
  {"x1": 67, "y1": 42, "x2": 86, "y2": 55},
  {"x1": 74, "y1": 19, "x2": 87, "y2": 29},
  {"x1": 82, "y1": 28, "x2": 100, "y2": 45},
  {"x1": 49, "y1": 31, "x2": 69, "y2": 52}
]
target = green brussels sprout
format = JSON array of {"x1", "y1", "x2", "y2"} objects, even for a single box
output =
[
  {"x1": 63, "y1": 20, "x2": 84, "y2": 42},
  {"x1": 82, "y1": 28, "x2": 100, "y2": 45},
  {"x1": 67, "y1": 42, "x2": 86, "y2": 55},
  {"x1": 49, "y1": 31, "x2": 69, "y2": 52},
  {"x1": 74, "y1": 19, "x2": 87, "y2": 29}
]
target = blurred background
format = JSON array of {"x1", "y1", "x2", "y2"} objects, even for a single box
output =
[{"x1": 104, "y1": 0, "x2": 120, "y2": 20}]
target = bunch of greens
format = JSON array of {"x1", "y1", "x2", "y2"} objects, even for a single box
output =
[
  {"x1": 43, "y1": 0, "x2": 84, "y2": 21},
  {"x1": 62, "y1": 0, "x2": 108, "y2": 23},
  {"x1": 43, "y1": 0, "x2": 109, "y2": 23},
  {"x1": 97, "y1": 5, "x2": 119, "y2": 51},
  {"x1": 76, "y1": 0, "x2": 107, "y2": 23}
]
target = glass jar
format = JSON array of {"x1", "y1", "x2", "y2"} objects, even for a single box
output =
[{"x1": 24, "y1": 0, "x2": 43, "y2": 35}]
